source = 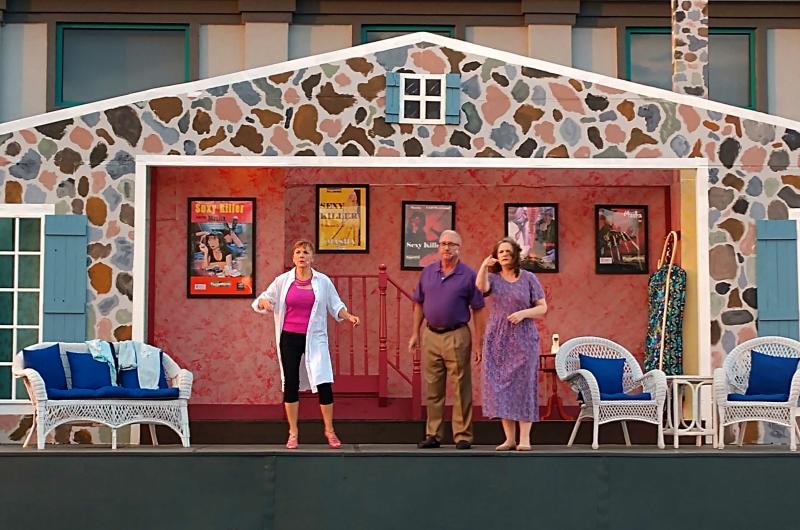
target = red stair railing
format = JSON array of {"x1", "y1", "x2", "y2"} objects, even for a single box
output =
[{"x1": 328, "y1": 265, "x2": 422, "y2": 419}]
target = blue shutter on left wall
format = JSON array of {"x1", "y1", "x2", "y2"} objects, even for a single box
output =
[
  {"x1": 444, "y1": 73, "x2": 461, "y2": 125},
  {"x1": 385, "y1": 72, "x2": 400, "y2": 123},
  {"x1": 42, "y1": 215, "x2": 88, "y2": 342},
  {"x1": 756, "y1": 220, "x2": 799, "y2": 340}
]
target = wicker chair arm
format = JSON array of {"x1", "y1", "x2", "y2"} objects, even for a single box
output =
[
  {"x1": 176, "y1": 369, "x2": 193, "y2": 399},
  {"x1": 713, "y1": 368, "x2": 730, "y2": 404},
  {"x1": 13, "y1": 368, "x2": 48, "y2": 402},
  {"x1": 562, "y1": 369, "x2": 601, "y2": 404},
  {"x1": 788, "y1": 368, "x2": 800, "y2": 404},
  {"x1": 634, "y1": 370, "x2": 667, "y2": 403}
]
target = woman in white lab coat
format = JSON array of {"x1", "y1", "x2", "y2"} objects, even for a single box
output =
[{"x1": 252, "y1": 239, "x2": 360, "y2": 449}]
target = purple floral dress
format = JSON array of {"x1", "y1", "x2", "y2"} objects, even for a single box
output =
[{"x1": 482, "y1": 270, "x2": 544, "y2": 422}]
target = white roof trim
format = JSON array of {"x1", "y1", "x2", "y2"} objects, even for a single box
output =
[
  {"x1": 2, "y1": 31, "x2": 799, "y2": 135},
  {"x1": 134, "y1": 154, "x2": 711, "y2": 170}
]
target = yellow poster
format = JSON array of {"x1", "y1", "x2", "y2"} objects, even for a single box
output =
[{"x1": 316, "y1": 185, "x2": 369, "y2": 252}]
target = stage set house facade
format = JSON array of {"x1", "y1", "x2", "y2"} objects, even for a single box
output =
[{"x1": 1, "y1": 1, "x2": 800, "y2": 445}]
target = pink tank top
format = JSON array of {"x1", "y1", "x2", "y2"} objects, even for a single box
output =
[{"x1": 283, "y1": 278, "x2": 315, "y2": 333}]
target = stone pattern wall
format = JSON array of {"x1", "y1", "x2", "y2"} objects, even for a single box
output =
[
  {"x1": 1, "y1": 40, "x2": 800, "y2": 439},
  {"x1": 672, "y1": 0, "x2": 710, "y2": 98}
]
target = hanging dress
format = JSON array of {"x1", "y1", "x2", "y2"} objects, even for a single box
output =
[{"x1": 644, "y1": 231, "x2": 687, "y2": 375}]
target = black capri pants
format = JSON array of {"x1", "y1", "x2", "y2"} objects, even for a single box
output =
[{"x1": 280, "y1": 331, "x2": 334, "y2": 405}]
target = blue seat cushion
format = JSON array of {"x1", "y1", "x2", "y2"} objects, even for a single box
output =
[
  {"x1": 23, "y1": 344, "x2": 67, "y2": 390},
  {"x1": 579, "y1": 354, "x2": 625, "y2": 394},
  {"x1": 728, "y1": 392, "x2": 789, "y2": 402},
  {"x1": 746, "y1": 350, "x2": 800, "y2": 396},
  {"x1": 48, "y1": 386, "x2": 179, "y2": 400},
  {"x1": 66, "y1": 351, "x2": 112, "y2": 390},
  {"x1": 47, "y1": 388, "x2": 103, "y2": 399},
  {"x1": 119, "y1": 352, "x2": 169, "y2": 390},
  {"x1": 600, "y1": 392, "x2": 652, "y2": 401}
]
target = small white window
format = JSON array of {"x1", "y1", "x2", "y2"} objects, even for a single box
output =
[{"x1": 399, "y1": 74, "x2": 446, "y2": 124}]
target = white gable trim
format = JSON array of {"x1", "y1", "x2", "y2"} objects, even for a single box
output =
[
  {"x1": 2, "y1": 32, "x2": 799, "y2": 135},
  {"x1": 132, "y1": 154, "x2": 711, "y2": 377}
]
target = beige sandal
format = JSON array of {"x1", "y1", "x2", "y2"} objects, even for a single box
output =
[{"x1": 495, "y1": 441, "x2": 517, "y2": 451}]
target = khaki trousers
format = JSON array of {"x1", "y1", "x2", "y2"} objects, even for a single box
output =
[{"x1": 422, "y1": 326, "x2": 473, "y2": 443}]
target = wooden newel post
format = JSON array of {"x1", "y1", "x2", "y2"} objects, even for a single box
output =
[
  {"x1": 378, "y1": 264, "x2": 389, "y2": 406},
  {"x1": 411, "y1": 334, "x2": 422, "y2": 419}
]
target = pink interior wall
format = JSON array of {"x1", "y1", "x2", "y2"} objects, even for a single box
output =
[
  {"x1": 149, "y1": 166, "x2": 286, "y2": 405},
  {"x1": 150, "y1": 166, "x2": 676, "y2": 412}
]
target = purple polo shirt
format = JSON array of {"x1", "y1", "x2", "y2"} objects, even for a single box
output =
[{"x1": 412, "y1": 260, "x2": 485, "y2": 328}]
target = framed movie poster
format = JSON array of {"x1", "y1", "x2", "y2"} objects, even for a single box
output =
[
  {"x1": 504, "y1": 203, "x2": 559, "y2": 273},
  {"x1": 401, "y1": 201, "x2": 456, "y2": 270},
  {"x1": 187, "y1": 198, "x2": 256, "y2": 298},
  {"x1": 595, "y1": 205, "x2": 648, "y2": 274},
  {"x1": 316, "y1": 185, "x2": 369, "y2": 253}
]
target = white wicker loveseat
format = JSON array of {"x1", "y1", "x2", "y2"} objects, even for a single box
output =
[
  {"x1": 714, "y1": 336, "x2": 800, "y2": 451},
  {"x1": 13, "y1": 341, "x2": 193, "y2": 450},
  {"x1": 556, "y1": 336, "x2": 667, "y2": 449}
]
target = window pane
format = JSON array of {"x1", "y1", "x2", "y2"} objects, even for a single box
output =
[
  {"x1": 629, "y1": 33, "x2": 671, "y2": 91},
  {"x1": 425, "y1": 79, "x2": 441, "y2": 96},
  {"x1": 17, "y1": 293, "x2": 39, "y2": 326},
  {"x1": 0, "y1": 218, "x2": 14, "y2": 251},
  {"x1": 15, "y1": 378, "x2": 28, "y2": 400},
  {"x1": 425, "y1": 101, "x2": 441, "y2": 120},
  {"x1": 404, "y1": 100, "x2": 421, "y2": 119},
  {"x1": 364, "y1": 29, "x2": 453, "y2": 43},
  {"x1": 0, "y1": 255, "x2": 13, "y2": 288},
  {"x1": 709, "y1": 34, "x2": 751, "y2": 107},
  {"x1": 0, "y1": 366, "x2": 10, "y2": 399},
  {"x1": 0, "y1": 293, "x2": 13, "y2": 325},
  {"x1": 18, "y1": 255, "x2": 40, "y2": 288},
  {"x1": 61, "y1": 26, "x2": 188, "y2": 104},
  {"x1": 404, "y1": 78, "x2": 420, "y2": 96},
  {"x1": 17, "y1": 328, "x2": 39, "y2": 351},
  {"x1": 18, "y1": 218, "x2": 41, "y2": 251},
  {"x1": 0, "y1": 329, "x2": 11, "y2": 362}
]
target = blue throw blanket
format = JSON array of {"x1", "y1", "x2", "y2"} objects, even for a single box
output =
[
  {"x1": 117, "y1": 341, "x2": 163, "y2": 389},
  {"x1": 85, "y1": 339, "x2": 117, "y2": 386}
]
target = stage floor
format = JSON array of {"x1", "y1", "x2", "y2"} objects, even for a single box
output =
[
  {"x1": 0, "y1": 442, "x2": 792, "y2": 454},
  {"x1": 3, "y1": 442, "x2": 798, "y2": 530}
]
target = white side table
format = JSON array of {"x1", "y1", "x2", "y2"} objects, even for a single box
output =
[{"x1": 664, "y1": 375, "x2": 717, "y2": 448}]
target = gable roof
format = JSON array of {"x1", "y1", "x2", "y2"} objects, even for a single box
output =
[{"x1": 2, "y1": 31, "x2": 798, "y2": 135}]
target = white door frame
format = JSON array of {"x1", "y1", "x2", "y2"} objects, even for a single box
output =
[{"x1": 133, "y1": 155, "x2": 711, "y2": 374}]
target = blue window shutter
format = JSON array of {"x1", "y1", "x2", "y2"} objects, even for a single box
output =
[
  {"x1": 385, "y1": 72, "x2": 400, "y2": 123},
  {"x1": 756, "y1": 220, "x2": 799, "y2": 340},
  {"x1": 43, "y1": 215, "x2": 88, "y2": 342},
  {"x1": 444, "y1": 73, "x2": 461, "y2": 125}
]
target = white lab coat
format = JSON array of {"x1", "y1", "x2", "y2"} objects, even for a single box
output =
[{"x1": 252, "y1": 268, "x2": 346, "y2": 393}]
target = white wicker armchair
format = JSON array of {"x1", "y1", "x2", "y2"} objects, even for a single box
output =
[
  {"x1": 714, "y1": 336, "x2": 800, "y2": 451},
  {"x1": 556, "y1": 336, "x2": 667, "y2": 449},
  {"x1": 13, "y1": 342, "x2": 193, "y2": 450}
]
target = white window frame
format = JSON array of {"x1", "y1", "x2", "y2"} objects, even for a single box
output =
[
  {"x1": 0, "y1": 204, "x2": 53, "y2": 412},
  {"x1": 399, "y1": 73, "x2": 446, "y2": 124}
]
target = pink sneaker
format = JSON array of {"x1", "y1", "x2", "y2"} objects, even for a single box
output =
[
  {"x1": 286, "y1": 434, "x2": 298, "y2": 449},
  {"x1": 324, "y1": 431, "x2": 342, "y2": 448}
]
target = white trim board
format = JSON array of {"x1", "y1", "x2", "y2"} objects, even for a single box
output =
[
  {"x1": 791, "y1": 209, "x2": 800, "y2": 341},
  {"x1": 0, "y1": 204, "x2": 56, "y2": 217},
  {"x1": 132, "y1": 154, "x2": 712, "y2": 374},
  {"x1": 3, "y1": 32, "x2": 800, "y2": 135}
]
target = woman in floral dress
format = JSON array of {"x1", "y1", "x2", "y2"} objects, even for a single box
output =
[{"x1": 476, "y1": 237, "x2": 548, "y2": 451}]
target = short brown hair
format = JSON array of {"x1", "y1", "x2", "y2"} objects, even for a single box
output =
[
  {"x1": 292, "y1": 239, "x2": 315, "y2": 254},
  {"x1": 489, "y1": 237, "x2": 522, "y2": 276}
]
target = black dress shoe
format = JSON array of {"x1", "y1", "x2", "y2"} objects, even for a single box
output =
[
  {"x1": 417, "y1": 436, "x2": 441, "y2": 449},
  {"x1": 455, "y1": 440, "x2": 472, "y2": 450}
]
